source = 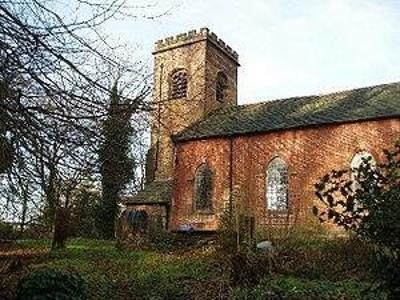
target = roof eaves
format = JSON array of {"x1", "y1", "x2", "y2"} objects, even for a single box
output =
[{"x1": 174, "y1": 113, "x2": 400, "y2": 143}]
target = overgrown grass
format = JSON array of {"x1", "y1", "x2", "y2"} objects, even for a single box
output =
[
  {"x1": 1, "y1": 233, "x2": 389, "y2": 299},
  {"x1": 16, "y1": 239, "x2": 52, "y2": 249},
  {"x1": 9, "y1": 238, "x2": 222, "y2": 299},
  {"x1": 257, "y1": 227, "x2": 378, "y2": 281},
  {"x1": 232, "y1": 276, "x2": 386, "y2": 300}
]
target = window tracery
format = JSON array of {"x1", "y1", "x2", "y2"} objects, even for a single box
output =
[{"x1": 266, "y1": 157, "x2": 289, "y2": 211}]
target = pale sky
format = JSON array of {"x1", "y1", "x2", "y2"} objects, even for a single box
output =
[{"x1": 108, "y1": 0, "x2": 400, "y2": 104}]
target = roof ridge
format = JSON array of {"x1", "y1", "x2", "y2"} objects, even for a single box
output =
[{"x1": 174, "y1": 80, "x2": 400, "y2": 142}]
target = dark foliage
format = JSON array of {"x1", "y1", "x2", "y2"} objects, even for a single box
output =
[
  {"x1": 314, "y1": 141, "x2": 400, "y2": 248},
  {"x1": 216, "y1": 208, "x2": 265, "y2": 287},
  {"x1": 229, "y1": 250, "x2": 272, "y2": 287},
  {"x1": 98, "y1": 84, "x2": 134, "y2": 239},
  {"x1": 16, "y1": 267, "x2": 87, "y2": 300},
  {"x1": 70, "y1": 188, "x2": 100, "y2": 238},
  {"x1": 314, "y1": 141, "x2": 400, "y2": 298},
  {"x1": 0, "y1": 221, "x2": 18, "y2": 240}
]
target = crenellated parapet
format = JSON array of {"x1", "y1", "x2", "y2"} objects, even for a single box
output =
[{"x1": 153, "y1": 28, "x2": 239, "y2": 63}]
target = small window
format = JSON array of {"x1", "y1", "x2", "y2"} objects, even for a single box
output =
[
  {"x1": 193, "y1": 164, "x2": 213, "y2": 211},
  {"x1": 216, "y1": 72, "x2": 228, "y2": 102},
  {"x1": 266, "y1": 157, "x2": 289, "y2": 211},
  {"x1": 170, "y1": 69, "x2": 188, "y2": 99}
]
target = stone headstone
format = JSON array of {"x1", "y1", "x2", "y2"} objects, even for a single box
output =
[
  {"x1": 256, "y1": 240, "x2": 274, "y2": 253},
  {"x1": 178, "y1": 224, "x2": 194, "y2": 232}
]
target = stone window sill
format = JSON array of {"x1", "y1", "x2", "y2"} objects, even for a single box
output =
[{"x1": 267, "y1": 209, "x2": 291, "y2": 215}]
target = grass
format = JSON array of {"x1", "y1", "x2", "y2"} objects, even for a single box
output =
[
  {"x1": 231, "y1": 276, "x2": 387, "y2": 300},
  {"x1": 0, "y1": 235, "x2": 389, "y2": 299},
  {"x1": 2, "y1": 238, "x2": 222, "y2": 299}
]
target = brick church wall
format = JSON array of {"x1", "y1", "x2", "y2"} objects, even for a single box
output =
[{"x1": 170, "y1": 118, "x2": 400, "y2": 231}]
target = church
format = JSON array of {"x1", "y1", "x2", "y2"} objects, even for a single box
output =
[{"x1": 124, "y1": 28, "x2": 400, "y2": 232}]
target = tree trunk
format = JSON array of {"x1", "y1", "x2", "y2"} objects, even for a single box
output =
[{"x1": 52, "y1": 207, "x2": 71, "y2": 249}]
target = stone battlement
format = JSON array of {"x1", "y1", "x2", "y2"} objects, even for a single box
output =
[{"x1": 154, "y1": 28, "x2": 239, "y2": 62}]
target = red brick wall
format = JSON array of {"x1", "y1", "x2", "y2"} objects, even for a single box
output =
[
  {"x1": 171, "y1": 139, "x2": 232, "y2": 231},
  {"x1": 171, "y1": 118, "x2": 400, "y2": 231}
]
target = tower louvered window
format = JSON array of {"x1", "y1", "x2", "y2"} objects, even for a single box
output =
[
  {"x1": 170, "y1": 69, "x2": 188, "y2": 99},
  {"x1": 266, "y1": 157, "x2": 289, "y2": 211},
  {"x1": 193, "y1": 164, "x2": 213, "y2": 211},
  {"x1": 216, "y1": 72, "x2": 228, "y2": 102}
]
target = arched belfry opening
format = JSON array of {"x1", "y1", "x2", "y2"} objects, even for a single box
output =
[{"x1": 169, "y1": 68, "x2": 188, "y2": 99}]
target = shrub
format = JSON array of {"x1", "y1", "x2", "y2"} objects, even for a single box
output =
[
  {"x1": 16, "y1": 267, "x2": 88, "y2": 300},
  {"x1": 314, "y1": 141, "x2": 400, "y2": 251},
  {"x1": 217, "y1": 186, "x2": 256, "y2": 256},
  {"x1": 0, "y1": 222, "x2": 18, "y2": 240},
  {"x1": 229, "y1": 250, "x2": 273, "y2": 286},
  {"x1": 216, "y1": 207, "x2": 271, "y2": 287},
  {"x1": 20, "y1": 222, "x2": 51, "y2": 239},
  {"x1": 256, "y1": 227, "x2": 377, "y2": 281},
  {"x1": 217, "y1": 209, "x2": 255, "y2": 255},
  {"x1": 69, "y1": 187, "x2": 100, "y2": 238},
  {"x1": 314, "y1": 141, "x2": 400, "y2": 297}
]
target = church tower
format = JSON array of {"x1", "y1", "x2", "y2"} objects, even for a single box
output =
[{"x1": 147, "y1": 28, "x2": 240, "y2": 182}]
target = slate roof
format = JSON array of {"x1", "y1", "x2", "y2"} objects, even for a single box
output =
[
  {"x1": 174, "y1": 82, "x2": 400, "y2": 142},
  {"x1": 125, "y1": 180, "x2": 172, "y2": 205}
]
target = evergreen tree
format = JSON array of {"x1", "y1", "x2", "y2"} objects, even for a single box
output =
[{"x1": 98, "y1": 83, "x2": 134, "y2": 239}]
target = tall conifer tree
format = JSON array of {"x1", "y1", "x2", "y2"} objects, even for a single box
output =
[{"x1": 98, "y1": 82, "x2": 134, "y2": 238}]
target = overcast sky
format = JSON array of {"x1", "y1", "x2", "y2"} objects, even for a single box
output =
[{"x1": 107, "y1": 0, "x2": 400, "y2": 104}]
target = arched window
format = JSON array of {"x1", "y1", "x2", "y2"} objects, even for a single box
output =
[
  {"x1": 266, "y1": 157, "x2": 289, "y2": 211},
  {"x1": 216, "y1": 72, "x2": 228, "y2": 102},
  {"x1": 193, "y1": 164, "x2": 213, "y2": 211},
  {"x1": 350, "y1": 151, "x2": 376, "y2": 191},
  {"x1": 170, "y1": 69, "x2": 188, "y2": 99}
]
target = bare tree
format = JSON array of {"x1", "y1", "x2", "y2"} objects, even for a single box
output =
[{"x1": 0, "y1": 0, "x2": 156, "y2": 244}]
